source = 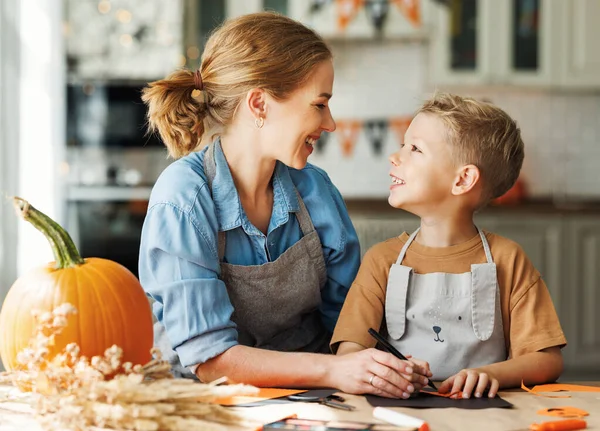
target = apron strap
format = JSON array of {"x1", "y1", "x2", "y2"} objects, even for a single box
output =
[
  {"x1": 477, "y1": 227, "x2": 494, "y2": 263},
  {"x1": 294, "y1": 190, "x2": 316, "y2": 236},
  {"x1": 204, "y1": 142, "x2": 227, "y2": 260},
  {"x1": 396, "y1": 227, "x2": 420, "y2": 265}
]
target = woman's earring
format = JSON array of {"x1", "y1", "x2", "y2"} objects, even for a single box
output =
[{"x1": 255, "y1": 117, "x2": 264, "y2": 129}]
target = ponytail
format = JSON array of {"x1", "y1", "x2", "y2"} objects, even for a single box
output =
[{"x1": 141, "y1": 70, "x2": 207, "y2": 159}]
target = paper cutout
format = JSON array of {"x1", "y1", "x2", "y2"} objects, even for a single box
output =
[
  {"x1": 537, "y1": 407, "x2": 589, "y2": 419},
  {"x1": 336, "y1": 120, "x2": 362, "y2": 157},
  {"x1": 335, "y1": 0, "x2": 364, "y2": 30},
  {"x1": 531, "y1": 383, "x2": 600, "y2": 393},
  {"x1": 315, "y1": 131, "x2": 331, "y2": 153},
  {"x1": 389, "y1": 117, "x2": 413, "y2": 148},
  {"x1": 364, "y1": 120, "x2": 388, "y2": 155},
  {"x1": 522, "y1": 381, "x2": 600, "y2": 398},
  {"x1": 422, "y1": 390, "x2": 463, "y2": 398},
  {"x1": 309, "y1": 0, "x2": 329, "y2": 13},
  {"x1": 365, "y1": 0, "x2": 390, "y2": 33},
  {"x1": 529, "y1": 419, "x2": 588, "y2": 431},
  {"x1": 366, "y1": 391, "x2": 513, "y2": 409},
  {"x1": 213, "y1": 388, "x2": 306, "y2": 406},
  {"x1": 521, "y1": 381, "x2": 571, "y2": 398},
  {"x1": 391, "y1": 0, "x2": 421, "y2": 27}
]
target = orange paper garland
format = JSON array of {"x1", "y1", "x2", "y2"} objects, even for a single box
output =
[
  {"x1": 335, "y1": 0, "x2": 365, "y2": 30},
  {"x1": 336, "y1": 120, "x2": 363, "y2": 157},
  {"x1": 391, "y1": 0, "x2": 421, "y2": 27}
]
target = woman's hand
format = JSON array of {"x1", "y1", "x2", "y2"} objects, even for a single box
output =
[
  {"x1": 327, "y1": 348, "x2": 432, "y2": 398},
  {"x1": 438, "y1": 368, "x2": 500, "y2": 399},
  {"x1": 404, "y1": 354, "x2": 432, "y2": 380}
]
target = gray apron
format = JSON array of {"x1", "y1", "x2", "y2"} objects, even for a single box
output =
[
  {"x1": 385, "y1": 228, "x2": 507, "y2": 380},
  {"x1": 154, "y1": 142, "x2": 330, "y2": 378}
]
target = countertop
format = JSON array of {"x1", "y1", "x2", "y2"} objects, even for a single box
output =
[
  {"x1": 345, "y1": 198, "x2": 600, "y2": 216},
  {"x1": 1, "y1": 383, "x2": 599, "y2": 431}
]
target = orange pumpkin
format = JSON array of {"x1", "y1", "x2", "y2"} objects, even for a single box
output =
[{"x1": 0, "y1": 197, "x2": 153, "y2": 372}]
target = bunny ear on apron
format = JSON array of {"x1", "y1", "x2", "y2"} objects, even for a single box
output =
[
  {"x1": 385, "y1": 229, "x2": 419, "y2": 340},
  {"x1": 385, "y1": 264, "x2": 412, "y2": 340},
  {"x1": 470, "y1": 228, "x2": 498, "y2": 341},
  {"x1": 470, "y1": 263, "x2": 498, "y2": 341}
]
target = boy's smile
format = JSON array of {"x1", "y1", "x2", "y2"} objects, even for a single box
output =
[{"x1": 390, "y1": 175, "x2": 405, "y2": 186}]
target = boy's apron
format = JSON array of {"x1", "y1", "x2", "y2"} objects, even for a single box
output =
[
  {"x1": 385, "y1": 228, "x2": 507, "y2": 380},
  {"x1": 154, "y1": 142, "x2": 329, "y2": 378}
]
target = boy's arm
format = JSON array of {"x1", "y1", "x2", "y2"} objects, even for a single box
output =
[
  {"x1": 439, "y1": 346, "x2": 563, "y2": 398},
  {"x1": 330, "y1": 245, "x2": 390, "y2": 353},
  {"x1": 337, "y1": 341, "x2": 368, "y2": 355},
  {"x1": 440, "y1": 268, "x2": 566, "y2": 398}
]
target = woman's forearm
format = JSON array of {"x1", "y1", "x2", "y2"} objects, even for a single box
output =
[
  {"x1": 478, "y1": 347, "x2": 564, "y2": 389},
  {"x1": 196, "y1": 345, "x2": 336, "y2": 387}
]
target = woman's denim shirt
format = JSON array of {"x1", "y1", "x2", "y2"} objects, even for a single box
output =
[{"x1": 139, "y1": 141, "x2": 361, "y2": 367}]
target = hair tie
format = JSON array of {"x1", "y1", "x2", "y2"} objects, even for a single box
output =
[{"x1": 193, "y1": 70, "x2": 203, "y2": 91}]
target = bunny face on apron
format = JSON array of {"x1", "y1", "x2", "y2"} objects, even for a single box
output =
[{"x1": 385, "y1": 228, "x2": 507, "y2": 380}]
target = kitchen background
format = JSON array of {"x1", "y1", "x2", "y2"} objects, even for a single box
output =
[{"x1": 1, "y1": 0, "x2": 599, "y2": 377}]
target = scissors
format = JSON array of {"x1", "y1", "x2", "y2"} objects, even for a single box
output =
[{"x1": 287, "y1": 393, "x2": 356, "y2": 411}]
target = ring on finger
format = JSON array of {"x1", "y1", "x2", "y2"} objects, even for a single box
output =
[{"x1": 369, "y1": 375, "x2": 375, "y2": 386}]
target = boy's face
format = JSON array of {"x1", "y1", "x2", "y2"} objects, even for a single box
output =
[{"x1": 388, "y1": 112, "x2": 458, "y2": 215}]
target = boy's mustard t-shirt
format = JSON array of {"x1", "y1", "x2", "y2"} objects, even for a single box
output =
[{"x1": 331, "y1": 231, "x2": 567, "y2": 358}]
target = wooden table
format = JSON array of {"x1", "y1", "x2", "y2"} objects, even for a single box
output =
[{"x1": 0, "y1": 384, "x2": 598, "y2": 430}]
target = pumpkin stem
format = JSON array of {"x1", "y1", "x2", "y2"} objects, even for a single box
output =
[{"x1": 12, "y1": 197, "x2": 85, "y2": 269}]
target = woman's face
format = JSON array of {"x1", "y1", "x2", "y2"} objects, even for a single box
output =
[{"x1": 262, "y1": 60, "x2": 336, "y2": 169}]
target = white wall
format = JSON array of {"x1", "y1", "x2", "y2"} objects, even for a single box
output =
[
  {"x1": 0, "y1": 0, "x2": 20, "y2": 304},
  {"x1": 16, "y1": 0, "x2": 66, "y2": 275},
  {"x1": 0, "y1": 0, "x2": 66, "y2": 294}
]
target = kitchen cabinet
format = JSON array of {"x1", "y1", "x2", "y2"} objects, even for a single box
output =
[
  {"x1": 429, "y1": 0, "x2": 556, "y2": 87},
  {"x1": 429, "y1": 0, "x2": 600, "y2": 89},
  {"x1": 476, "y1": 214, "x2": 564, "y2": 303},
  {"x1": 555, "y1": 0, "x2": 600, "y2": 88},
  {"x1": 184, "y1": 0, "x2": 289, "y2": 65},
  {"x1": 350, "y1": 209, "x2": 600, "y2": 376},
  {"x1": 287, "y1": 0, "x2": 430, "y2": 40},
  {"x1": 564, "y1": 217, "x2": 600, "y2": 370},
  {"x1": 428, "y1": 0, "x2": 495, "y2": 86}
]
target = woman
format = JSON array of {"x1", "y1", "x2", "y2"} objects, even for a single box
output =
[{"x1": 140, "y1": 12, "x2": 429, "y2": 398}]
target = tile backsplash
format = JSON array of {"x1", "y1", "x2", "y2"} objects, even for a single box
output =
[{"x1": 456, "y1": 90, "x2": 600, "y2": 201}]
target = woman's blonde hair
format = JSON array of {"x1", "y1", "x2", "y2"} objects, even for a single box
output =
[
  {"x1": 142, "y1": 12, "x2": 332, "y2": 159},
  {"x1": 417, "y1": 92, "x2": 524, "y2": 203}
]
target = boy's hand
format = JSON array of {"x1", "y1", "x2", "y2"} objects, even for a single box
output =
[{"x1": 439, "y1": 368, "x2": 499, "y2": 399}]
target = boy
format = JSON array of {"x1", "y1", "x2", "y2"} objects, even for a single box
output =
[{"x1": 332, "y1": 93, "x2": 566, "y2": 399}]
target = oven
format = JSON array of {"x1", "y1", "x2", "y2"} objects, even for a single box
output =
[{"x1": 64, "y1": 81, "x2": 171, "y2": 277}]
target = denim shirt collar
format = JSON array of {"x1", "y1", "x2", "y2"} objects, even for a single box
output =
[{"x1": 209, "y1": 139, "x2": 300, "y2": 234}]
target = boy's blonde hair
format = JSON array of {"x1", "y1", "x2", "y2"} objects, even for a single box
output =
[
  {"x1": 142, "y1": 12, "x2": 332, "y2": 159},
  {"x1": 417, "y1": 93, "x2": 524, "y2": 204}
]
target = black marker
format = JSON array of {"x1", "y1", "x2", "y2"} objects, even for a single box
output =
[{"x1": 368, "y1": 327, "x2": 438, "y2": 391}]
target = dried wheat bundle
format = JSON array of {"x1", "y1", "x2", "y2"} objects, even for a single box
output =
[{"x1": 0, "y1": 304, "x2": 260, "y2": 431}]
